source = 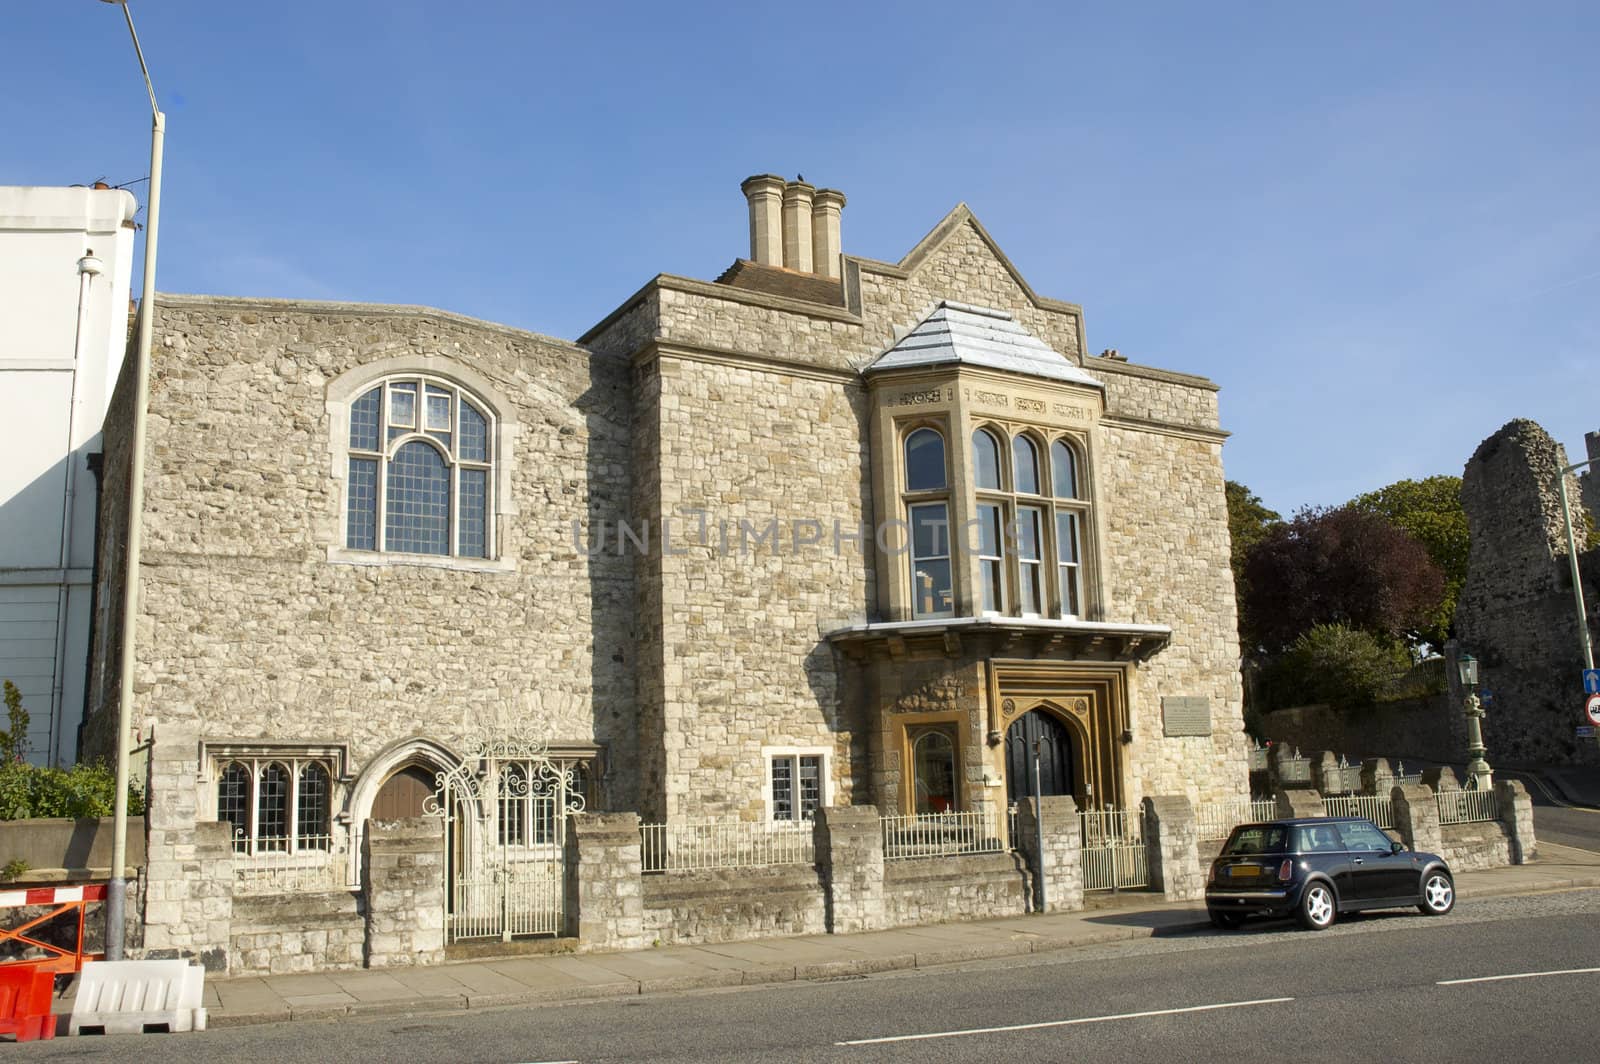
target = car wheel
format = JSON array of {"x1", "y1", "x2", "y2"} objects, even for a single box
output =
[
  {"x1": 1297, "y1": 882, "x2": 1336, "y2": 931},
  {"x1": 1418, "y1": 871, "x2": 1455, "y2": 916},
  {"x1": 1209, "y1": 909, "x2": 1245, "y2": 930}
]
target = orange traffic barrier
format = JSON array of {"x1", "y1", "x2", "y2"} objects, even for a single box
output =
[
  {"x1": 0, "y1": 960, "x2": 56, "y2": 1042},
  {"x1": 0, "y1": 883, "x2": 107, "y2": 975}
]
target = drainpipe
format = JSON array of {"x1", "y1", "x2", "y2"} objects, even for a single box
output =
[{"x1": 50, "y1": 251, "x2": 103, "y2": 765}]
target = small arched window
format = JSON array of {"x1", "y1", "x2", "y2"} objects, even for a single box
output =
[
  {"x1": 218, "y1": 762, "x2": 250, "y2": 850},
  {"x1": 972, "y1": 429, "x2": 1002, "y2": 491},
  {"x1": 904, "y1": 428, "x2": 947, "y2": 491},
  {"x1": 296, "y1": 762, "x2": 331, "y2": 848},
  {"x1": 912, "y1": 730, "x2": 958, "y2": 815},
  {"x1": 1012, "y1": 435, "x2": 1040, "y2": 496},
  {"x1": 1051, "y1": 439, "x2": 1079, "y2": 499},
  {"x1": 257, "y1": 762, "x2": 291, "y2": 850},
  {"x1": 346, "y1": 376, "x2": 493, "y2": 558}
]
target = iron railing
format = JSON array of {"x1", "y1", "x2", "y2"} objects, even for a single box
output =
[
  {"x1": 881, "y1": 811, "x2": 1002, "y2": 861},
  {"x1": 1321, "y1": 794, "x2": 1395, "y2": 829},
  {"x1": 232, "y1": 834, "x2": 344, "y2": 894},
  {"x1": 1436, "y1": 789, "x2": 1499, "y2": 825},
  {"x1": 1079, "y1": 808, "x2": 1148, "y2": 891},
  {"x1": 1196, "y1": 798, "x2": 1279, "y2": 841},
  {"x1": 640, "y1": 819, "x2": 815, "y2": 872}
]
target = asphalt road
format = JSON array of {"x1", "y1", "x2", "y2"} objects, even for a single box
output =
[
  {"x1": 18, "y1": 889, "x2": 1600, "y2": 1062},
  {"x1": 1504, "y1": 770, "x2": 1600, "y2": 851}
]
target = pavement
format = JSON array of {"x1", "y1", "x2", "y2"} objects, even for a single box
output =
[{"x1": 43, "y1": 840, "x2": 1600, "y2": 1032}]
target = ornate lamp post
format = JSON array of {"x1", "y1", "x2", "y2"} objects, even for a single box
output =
[{"x1": 1458, "y1": 652, "x2": 1493, "y2": 789}]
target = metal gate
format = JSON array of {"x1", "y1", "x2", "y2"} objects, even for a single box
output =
[
  {"x1": 1079, "y1": 806, "x2": 1149, "y2": 891},
  {"x1": 423, "y1": 737, "x2": 586, "y2": 942}
]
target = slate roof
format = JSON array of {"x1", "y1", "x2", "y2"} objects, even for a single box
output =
[{"x1": 864, "y1": 301, "x2": 1103, "y2": 388}]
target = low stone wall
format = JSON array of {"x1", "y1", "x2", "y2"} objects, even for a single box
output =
[
  {"x1": 642, "y1": 865, "x2": 826, "y2": 946},
  {"x1": 881, "y1": 852, "x2": 1029, "y2": 927},
  {"x1": 1437, "y1": 822, "x2": 1513, "y2": 872},
  {"x1": 230, "y1": 891, "x2": 364, "y2": 975},
  {"x1": 0, "y1": 817, "x2": 147, "y2": 880}
]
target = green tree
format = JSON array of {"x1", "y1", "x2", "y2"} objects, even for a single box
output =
[
  {"x1": 1, "y1": 680, "x2": 28, "y2": 762},
  {"x1": 1263, "y1": 622, "x2": 1411, "y2": 711},
  {"x1": 1350, "y1": 475, "x2": 1467, "y2": 647},
  {"x1": 1225, "y1": 481, "x2": 1281, "y2": 637}
]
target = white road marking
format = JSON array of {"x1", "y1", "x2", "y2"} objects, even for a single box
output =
[
  {"x1": 835, "y1": 997, "x2": 1295, "y2": 1045},
  {"x1": 1438, "y1": 967, "x2": 1600, "y2": 986}
]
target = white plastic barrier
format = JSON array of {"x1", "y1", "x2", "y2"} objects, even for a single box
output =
[{"x1": 68, "y1": 960, "x2": 206, "y2": 1035}]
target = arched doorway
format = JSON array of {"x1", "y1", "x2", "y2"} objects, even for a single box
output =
[
  {"x1": 372, "y1": 765, "x2": 437, "y2": 819},
  {"x1": 1005, "y1": 709, "x2": 1075, "y2": 806}
]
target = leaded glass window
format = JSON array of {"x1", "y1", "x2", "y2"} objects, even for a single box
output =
[
  {"x1": 345, "y1": 375, "x2": 495, "y2": 558},
  {"x1": 771, "y1": 754, "x2": 825, "y2": 822},
  {"x1": 215, "y1": 756, "x2": 337, "y2": 855}
]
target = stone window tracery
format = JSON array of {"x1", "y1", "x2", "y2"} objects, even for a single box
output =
[
  {"x1": 972, "y1": 424, "x2": 1093, "y2": 621},
  {"x1": 344, "y1": 374, "x2": 494, "y2": 559},
  {"x1": 216, "y1": 755, "x2": 333, "y2": 855}
]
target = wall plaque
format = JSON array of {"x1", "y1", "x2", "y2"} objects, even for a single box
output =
[{"x1": 1161, "y1": 695, "x2": 1211, "y2": 737}]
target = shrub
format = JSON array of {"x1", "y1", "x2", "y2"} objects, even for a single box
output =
[
  {"x1": 0, "y1": 760, "x2": 146, "y2": 821},
  {"x1": 1263, "y1": 623, "x2": 1411, "y2": 711}
]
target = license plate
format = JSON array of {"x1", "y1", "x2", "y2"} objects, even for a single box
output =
[{"x1": 1228, "y1": 864, "x2": 1260, "y2": 879}]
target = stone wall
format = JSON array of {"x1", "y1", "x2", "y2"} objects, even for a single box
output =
[
  {"x1": 85, "y1": 295, "x2": 638, "y2": 808},
  {"x1": 881, "y1": 852, "x2": 1029, "y2": 927},
  {"x1": 0, "y1": 817, "x2": 146, "y2": 879},
  {"x1": 636, "y1": 355, "x2": 871, "y2": 821},
  {"x1": 361, "y1": 817, "x2": 445, "y2": 968},
  {"x1": 1259, "y1": 697, "x2": 1466, "y2": 765},
  {"x1": 1101, "y1": 424, "x2": 1249, "y2": 805},
  {"x1": 641, "y1": 865, "x2": 826, "y2": 946},
  {"x1": 230, "y1": 891, "x2": 363, "y2": 975},
  {"x1": 1456, "y1": 419, "x2": 1599, "y2": 765}
]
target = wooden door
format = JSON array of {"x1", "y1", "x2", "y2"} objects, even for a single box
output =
[{"x1": 372, "y1": 765, "x2": 436, "y2": 820}]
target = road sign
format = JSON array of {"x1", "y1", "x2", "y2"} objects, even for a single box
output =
[
  {"x1": 1586, "y1": 669, "x2": 1600, "y2": 696},
  {"x1": 1587, "y1": 693, "x2": 1600, "y2": 726}
]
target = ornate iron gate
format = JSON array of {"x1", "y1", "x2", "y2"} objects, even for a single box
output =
[
  {"x1": 423, "y1": 737, "x2": 586, "y2": 942},
  {"x1": 1079, "y1": 806, "x2": 1149, "y2": 891}
]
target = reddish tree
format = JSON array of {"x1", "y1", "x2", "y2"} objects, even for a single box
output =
[{"x1": 1241, "y1": 505, "x2": 1445, "y2": 654}]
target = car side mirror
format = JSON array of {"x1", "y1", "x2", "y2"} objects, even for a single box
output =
[{"x1": 1391, "y1": 841, "x2": 1406, "y2": 854}]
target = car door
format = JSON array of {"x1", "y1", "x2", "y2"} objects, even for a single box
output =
[{"x1": 1335, "y1": 819, "x2": 1414, "y2": 901}]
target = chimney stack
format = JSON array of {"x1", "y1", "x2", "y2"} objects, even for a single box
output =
[
  {"x1": 739, "y1": 173, "x2": 846, "y2": 277},
  {"x1": 740, "y1": 174, "x2": 787, "y2": 266},
  {"x1": 781, "y1": 180, "x2": 816, "y2": 272},
  {"x1": 810, "y1": 188, "x2": 846, "y2": 280}
]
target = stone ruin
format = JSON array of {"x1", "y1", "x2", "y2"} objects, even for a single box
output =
[{"x1": 1456, "y1": 419, "x2": 1600, "y2": 765}]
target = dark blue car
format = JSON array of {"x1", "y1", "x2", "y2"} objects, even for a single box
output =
[{"x1": 1205, "y1": 817, "x2": 1455, "y2": 930}]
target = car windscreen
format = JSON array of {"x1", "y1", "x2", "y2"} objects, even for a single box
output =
[{"x1": 1222, "y1": 824, "x2": 1291, "y2": 856}]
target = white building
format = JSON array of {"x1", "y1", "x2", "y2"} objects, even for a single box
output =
[{"x1": 0, "y1": 185, "x2": 138, "y2": 764}]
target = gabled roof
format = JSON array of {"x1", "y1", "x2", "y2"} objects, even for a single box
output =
[{"x1": 863, "y1": 301, "x2": 1103, "y2": 388}]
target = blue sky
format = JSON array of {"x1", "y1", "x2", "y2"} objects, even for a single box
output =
[{"x1": 8, "y1": 1, "x2": 1598, "y2": 516}]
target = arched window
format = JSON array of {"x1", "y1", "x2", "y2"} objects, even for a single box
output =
[
  {"x1": 904, "y1": 427, "x2": 947, "y2": 491},
  {"x1": 1051, "y1": 439, "x2": 1079, "y2": 499},
  {"x1": 346, "y1": 376, "x2": 493, "y2": 558},
  {"x1": 1012, "y1": 435, "x2": 1040, "y2": 496},
  {"x1": 903, "y1": 426, "x2": 953, "y2": 618},
  {"x1": 257, "y1": 762, "x2": 292, "y2": 851},
  {"x1": 296, "y1": 762, "x2": 331, "y2": 848},
  {"x1": 214, "y1": 755, "x2": 336, "y2": 855},
  {"x1": 218, "y1": 762, "x2": 249, "y2": 850},
  {"x1": 912, "y1": 730, "x2": 958, "y2": 815},
  {"x1": 972, "y1": 429, "x2": 1002, "y2": 491}
]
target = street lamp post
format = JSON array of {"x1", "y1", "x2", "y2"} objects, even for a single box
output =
[
  {"x1": 1556, "y1": 459, "x2": 1595, "y2": 674},
  {"x1": 99, "y1": 0, "x2": 164, "y2": 963},
  {"x1": 1457, "y1": 653, "x2": 1493, "y2": 789}
]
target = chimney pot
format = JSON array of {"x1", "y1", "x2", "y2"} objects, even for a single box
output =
[
  {"x1": 740, "y1": 174, "x2": 787, "y2": 267},
  {"x1": 781, "y1": 181, "x2": 816, "y2": 273},
  {"x1": 810, "y1": 189, "x2": 846, "y2": 280}
]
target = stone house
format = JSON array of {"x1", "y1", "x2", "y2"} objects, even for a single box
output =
[{"x1": 85, "y1": 175, "x2": 1248, "y2": 968}]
